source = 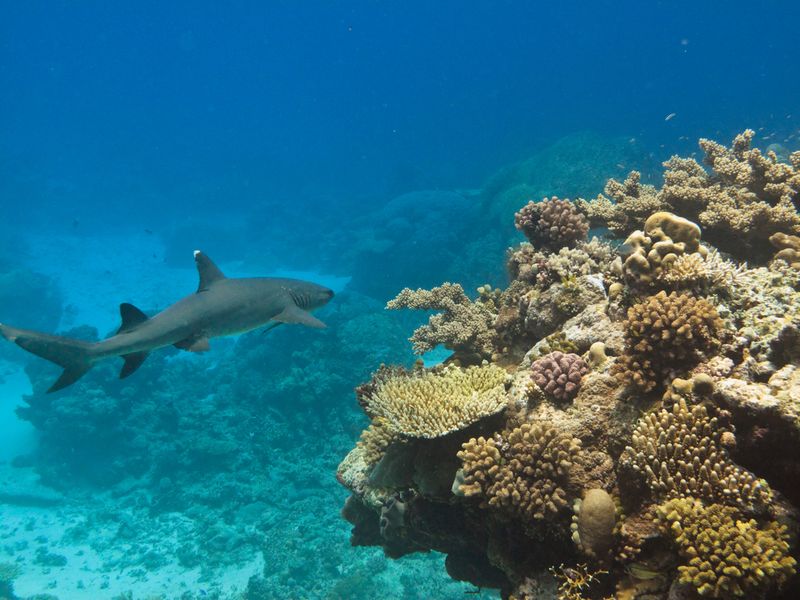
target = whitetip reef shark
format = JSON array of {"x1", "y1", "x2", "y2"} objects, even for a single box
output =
[{"x1": 0, "y1": 251, "x2": 334, "y2": 392}]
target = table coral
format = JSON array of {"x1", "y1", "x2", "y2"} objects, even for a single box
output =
[
  {"x1": 514, "y1": 197, "x2": 589, "y2": 251},
  {"x1": 360, "y1": 364, "x2": 509, "y2": 439},
  {"x1": 656, "y1": 497, "x2": 796, "y2": 598},
  {"x1": 530, "y1": 351, "x2": 589, "y2": 404},
  {"x1": 457, "y1": 422, "x2": 582, "y2": 523},
  {"x1": 386, "y1": 282, "x2": 498, "y2": 361},
  {"x1": 615, "y1": 291, "x2": 723, "y2": 392},
  {"x1": 621, "y1": 397, "x2": 771, "y2": 510}
]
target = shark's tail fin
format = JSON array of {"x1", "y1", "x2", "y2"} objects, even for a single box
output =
[{"x1": 0, "y1": 324, "x2": 94, "y2": 392}]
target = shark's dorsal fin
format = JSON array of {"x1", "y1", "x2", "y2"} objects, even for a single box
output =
[
  {"x1": 194, "y1": 250, "x2": 226, "y2": 292},
  {"x1": 118, "y1": 303, "x2": 149, "y2": 334},
  {"x1": 273, "y1": 306, "x2": 327, "y2": 329}
]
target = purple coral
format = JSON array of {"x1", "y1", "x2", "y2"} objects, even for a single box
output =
[{"x1": 531, "y1": 351, "x2": 589, "y2": 403}]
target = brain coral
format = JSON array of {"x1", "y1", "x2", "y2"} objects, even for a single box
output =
[
  {"x1": 530, "y1": 351, "x2": 589, "y2": 403},
  {"x1": 656, "y1": 497, "x2": 796, "y2": 598},
  {"x1": 361, "y1": 364, "x2": 508, "y2": 439},
  {"x1": 457, "y1": 422, "x2": 582, "y2": 523},
  {"x1": 514, "y1": 197, "x2": 589, "y2": 251},
  {"x1": 616, "y1": 291, "x2": 723, "y2": 392},
  {"x1": 621, "y1": 397, "x2": 771, "y2": 510}
]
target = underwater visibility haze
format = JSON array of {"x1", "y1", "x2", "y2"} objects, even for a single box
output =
[{"x1": 1, "y1": 1, "x2": 799, "y2": 599}]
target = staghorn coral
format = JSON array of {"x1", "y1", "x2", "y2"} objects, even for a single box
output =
[
  {"x1": 621, "y1": 397, "x2": 771, "y2": 510},
  {"x1": 386, "y1": 283, "x2": 497, "y2": 360},
  {"x1": 615, "y1": 291, "x2": 723, "y2": 392},
  {"x1": 457, "y1": 422, "x2": 582, "y2": 523},
  {"x1": 530, "y1": 351, "x2": 589, "y2": 404},
  {"x1": 656, "y1": 497, "x2": 796, "y2": 598},
  {"x1": 360, "y1": 364, "x2": 508, "y2": 439},
  {"x1": 515, "y1": 197, "x2": 589, "y2": 250}
]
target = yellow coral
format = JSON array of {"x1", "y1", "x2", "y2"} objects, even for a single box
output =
[
  {"x1": 355, "y1": 417, "x2": 398, "y2": 466},
  {"x1": 621, "y1": 397, "x2": 770, "y2": 510},
  {"x1": 362, "y1": 364, "x2": 508, "y2": 439},
  {"x1": 656, "y1": 497, "x2": 796, "y2": 598},
  {"x1": 458, "y1": 422, "x2": 581, "y2": 522}
]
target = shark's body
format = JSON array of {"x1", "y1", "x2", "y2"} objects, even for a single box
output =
[{"x1": 0, "y1": 251, "x2": 334, "y2": 392}]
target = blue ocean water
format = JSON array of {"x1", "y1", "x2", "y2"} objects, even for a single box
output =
[{"x1": 0, "y1": 1, "x2": 798, "y2": 598}]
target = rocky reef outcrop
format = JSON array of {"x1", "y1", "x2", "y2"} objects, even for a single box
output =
[{"x1": 338, "y1": 132, "x2": 800, "y2": 600}]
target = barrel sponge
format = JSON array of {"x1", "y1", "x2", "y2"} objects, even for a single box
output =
[
  {"x1": 621, "y1": 397, "x2": 771, "y2": 510},
  {"x1": 570, "y1": 488, "x2": 616, "y2": 559},
  {"x1": 457, "y1": 423, "x2": 582, "y2": 522},
  {"x1": 530, "y1": 351, "x2": 589, "y2": 403},
  {"x1": 362, "y1": 364, "x2": 508, "y2": 439},
  {"x1": 615, "y1": 291, "x2": 723, "y2": 392},
  {"x1": 656, "y1": 497, "x2": 796, "y2": 598},
  {"x1": 514, "y1": 197, "x2": 589, "y2": 251}
]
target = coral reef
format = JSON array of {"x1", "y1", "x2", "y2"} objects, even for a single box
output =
[
  {"x1": 656, "y1": 497, "x2": 796, "y2": 598},
  {"x1": 771, "y1": 232, "x2": 800, "y2": 269},
  {"x1": 615, "y1": 291, "x2": 723, "y2": 392},
  {"x1": 338, "y1": 132, "x2": 800, "y2": 600},
  {"x1": 359, "y1": 364, "x2": 509, "y2": 439},
  {"x1": 387, "y1": 283, "x2": 498, "y2": 361},
  {"x1": 530, "y1": 351, "x2": 589, "y2": 403},
  {"x1": 514, "y1": 197, "x2": 589, "y2": 250},
  {"x1": 457, "y1": 423, "x2": 582, "y2": 524},
  {"x1": 621, "y1": 397, "x2": 771, "y2": 510}
]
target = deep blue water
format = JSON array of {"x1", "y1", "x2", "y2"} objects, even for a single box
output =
[{"x1": 1, "y1": 2, "x2": 799, "y2": 598}]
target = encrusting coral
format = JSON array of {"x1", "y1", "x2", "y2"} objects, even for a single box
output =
[
  {"x1": 338, "y1": 131, "x2": 800, "y2": 600},
  {"x1": 615, "y1": 291, "x2": 723, "y2": 392},
  {"x1": 530, "y1": 351, "x2": 589, "y2": 403},
  {"x1": 621, "y1": 397, "x2": 771, "y2": 510},
  {"x1": 360, "y1": 364, "x2": 509, "y2": 439},
  {"x1": 656, "y1": 497, "x2": 796, "y2": 598},
  {"x1": 514, "y1": 197, "x2": 589, "y2": 250},
  {"x1": 457, "y1": 422, "x2": 582, "y2": 524}
]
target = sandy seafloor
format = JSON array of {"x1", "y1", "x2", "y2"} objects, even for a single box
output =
[{"x1": 0, "y1": 232, "x2": 494, "y2": 599}]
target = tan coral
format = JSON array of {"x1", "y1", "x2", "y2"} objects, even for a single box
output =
[
  {"x1": 621, "y1": 397, "x2": 771, "y2": 510},
  {"x1": 355, "y1": 417, "x2": 399, "y2": 466},
  {"x1": 571, "y1": 488, "x2": 616, "y2": 560},
  {"x1": 514, "y1": 197, "x2": 589, "y2": 250},
  {"x1": 615, "y1": 291, "x2": 723, "y2": 392},
  {"x1": 458, "y1": 422, "x2": 582, "y2": 523},
  {"x1": 770, "y1": 231, "x2": 800, "y2": 269},
  {"x1": 386, "y1": 283, "x2": 497, "y2": 360},
  {"x1": 362, "y1": 364, "x2": 508, "y2": 439},
  {"x1": 656, "y1": 497, "x2": 796, "y2": 598},
  {"x1": 583, "y1": 171, "x2": 665, "y2": 234}
]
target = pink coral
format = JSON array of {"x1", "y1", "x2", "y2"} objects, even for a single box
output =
[{"x1": 530, "y1": 351, "x2": 589, "y2": 403}]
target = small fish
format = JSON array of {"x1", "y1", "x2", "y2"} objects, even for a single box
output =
[
  {"x1": 144, "y1": 228, "x2": 153, "y2": 235},
  {"x1": 616, "y1": 243, "x2": 635, "y2": 257},
  {"x1": 664, "y1": 113, "x2": 676, "y2": 121}
]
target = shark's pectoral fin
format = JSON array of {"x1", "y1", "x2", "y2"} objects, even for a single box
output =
[
  {"x1": 273, "y1": 306, "x2": 327, "y2": 329},
  {"x1": 174, "y1": 336, "x2": 211, "y2": 353},
  {"x1": 120, "y1": 352, "x2": 148, "y2": 379},
  {"x1": 118, "y1": 303, "x2": 149, "y2": 334}
]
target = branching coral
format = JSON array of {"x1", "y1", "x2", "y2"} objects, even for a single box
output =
[
  {"x1": 386, "y1": 283, "x2": 497, "y2": 360},
  {"x1": 583, "y1": 171, "x2": 665, "y2": 234},
  {"x1": 530, "y1": 351, "x2": 589, "y2": 403},
  {"x1": 656, "y1": 497, "x2": 796, "y2": 598},
  {"x1": 457, "y1": 422, "x2": 582, "y2": 522},
  {"x1": 621, "y1": 397, "x2": 771, "y2": 510},
  {"x1": 356, "y1": 417, "x2": 399, "y2": 466},
  {"x1": 615, "y1": 291, "x2": 723, "y2": 392},
  {"x1": 360, "y1": 364, "x2": 508, "y2": 439},
  {"x1": 515, "y1": 197, "x2": 589, "y2": 250}
]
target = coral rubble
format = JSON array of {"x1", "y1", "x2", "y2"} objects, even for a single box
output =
[{"x1": 338, "y1": 132, "x2": 800, "y2": 600}]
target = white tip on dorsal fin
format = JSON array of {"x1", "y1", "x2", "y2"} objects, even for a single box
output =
[{"x1": 194, "y1": 250, "x2": 227, "y2": 292}]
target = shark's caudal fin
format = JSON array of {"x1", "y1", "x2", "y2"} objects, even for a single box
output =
[{"x1": 0, "y1": 324, "x2": 94, "y2": 393}]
